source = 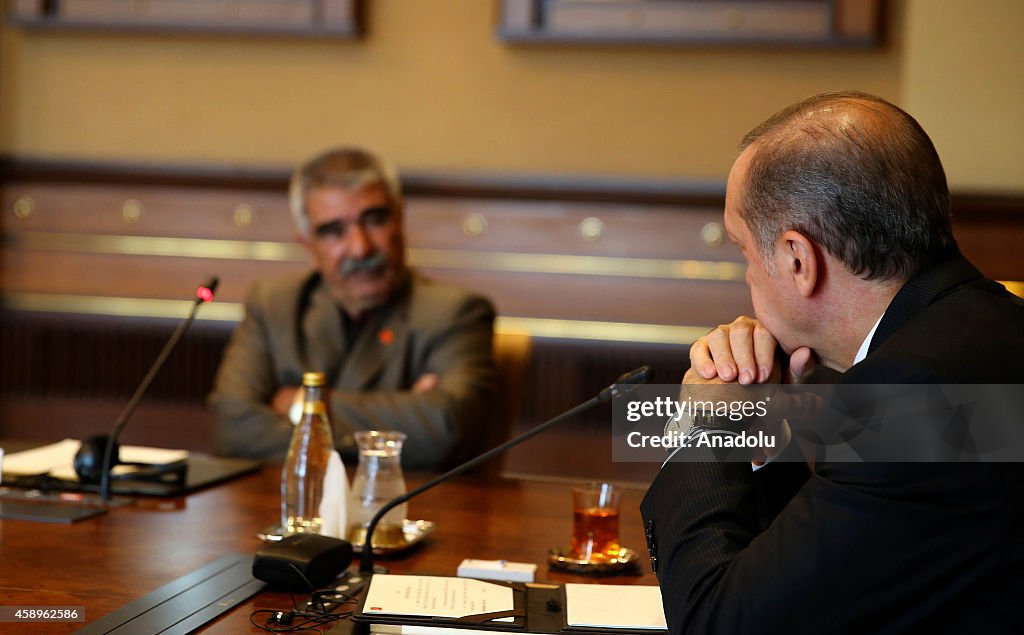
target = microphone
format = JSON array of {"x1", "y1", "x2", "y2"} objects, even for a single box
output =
[
  {"x1": 358, "y1": 365, "x2": 652, "y2": 574},
  {"x1": 74, "y1": 277, "x2": 219, "y2": 504},
  {"x1": 598, "y1": 366, "x2": 652, "y2": 402}
]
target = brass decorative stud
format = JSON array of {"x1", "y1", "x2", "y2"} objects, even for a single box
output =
[
  {"x1": 462, "y1": 213, "x2": 488, "y2": 237},
  {"x1": 233, "y1": 203, "x2": 255, "y2": 228},
  {"x1": 12, "y1": 196, "x2": 35, "y2": 220},
  {"x1": 700, "y1": 221, "x2": 724, "y2": 248},
  {"x1": 579, "y1": 216, "x2": 604, "y2": 242},
  {"x1": 122, "y1": 199, "x2": 143, "y2": 223}
]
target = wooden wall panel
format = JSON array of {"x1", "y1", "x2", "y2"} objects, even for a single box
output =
[
  {"x1": 952, "y1": 223, "x2": 1024, "y2": 281},
  {"x1": 2, "y1": 250, "x2": 301, "y2": 305},
  {"x1": 416, "y1": 269, "x2": 752, "y2": 326},
  {"x1": 2, "y1": 183, "x2": 293, "y2": 240},
  {"x1": 2, "y1": 160, "x2": 1021, "y2": 482},
  {"x1": 404, "y1": 198, "x2": 736, "y2": 261},
  {"x1": 1, "y1": 179, "x2": 749, "y2": 331}
]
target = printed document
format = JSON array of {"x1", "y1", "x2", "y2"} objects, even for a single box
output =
[{"x1": 362, "y1": 574, "x2": 513, "y2": 619}]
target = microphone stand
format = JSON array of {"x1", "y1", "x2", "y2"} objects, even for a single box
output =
[
  {"x1": 358, "y1": 365, "x2": 651, "y2": 574},
  {"x1": 98, "y1": 278, "x2": 218, "y2": 504}
]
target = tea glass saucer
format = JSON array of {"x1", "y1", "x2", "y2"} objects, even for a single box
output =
[
  {"x1": 351, "y1": 519, "x2": 436, "y2": 555},
  {"x1": 258, "y1": 519, "x2": 435, "y2": 555},
  {"x1": 548, "y1": 546, "x2": 641, "y2": 574}
]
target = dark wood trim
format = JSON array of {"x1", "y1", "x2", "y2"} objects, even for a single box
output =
[
  {"x1": 400, "y1": 171, "x2": 726, "y2": 206},
  {"x1": 4, "y1": 21, "x2": 361, "y2": 39},
  {"x1": 0, "y1": 155, "x2": 726, "y2": 206},
  {"x1": 496, "y1": 0, "x2": 884, "y2": 48},
  {"x1": 6, "y1": 0, "x2": 362, "y2": 39},
  {"x1": 949, "y1": 192, "x2": 1024, "y2": 223},
  {"x1": 2, "y1": 155, "x2": 1022, "y2": 216},
  {"x1": 0, "y1": 156, "x2": 289, "y2": 191}
]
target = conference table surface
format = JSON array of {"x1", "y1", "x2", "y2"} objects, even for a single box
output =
[{"x1": 0, "y1": 462, "x2": 660, "y2": 634}]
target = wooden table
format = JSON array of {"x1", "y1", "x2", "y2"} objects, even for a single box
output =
[{"x1": 0, "y1": 466, "x2": 658, "y2": 633}]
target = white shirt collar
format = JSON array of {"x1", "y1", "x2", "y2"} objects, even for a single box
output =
[{"x1": 853, "y1": 313, "x2": 885, "y2": 366}]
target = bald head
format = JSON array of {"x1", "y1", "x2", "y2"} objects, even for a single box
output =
[{"x1": 736, "y1": 91, "x2": 954, "y2": 282}]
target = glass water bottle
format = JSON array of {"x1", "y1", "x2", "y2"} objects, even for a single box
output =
[{"x1": 281, "y1": 371, "x2": 335, "y2": 534}]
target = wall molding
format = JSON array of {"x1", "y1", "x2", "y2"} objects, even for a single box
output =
[
  {"x1": 3, "y1": 156, "x2": 1022, "y2": 216},
  {"x1": 1, "y1": 155, "x2": 722, "y2": 206},
  {"x1": 7, "y1": 230, "x2": 747, "y2": 282},
  {"x1": 1, "y1": 291, "x2": 711, "y2": 345}
]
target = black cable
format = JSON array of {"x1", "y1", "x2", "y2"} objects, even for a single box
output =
[
  {"x1": 249, "y1": 607, "x2": 351, "y2": 634},
  {"x1": 249, "y1": 565, "x2": 360, "y2": 633}
]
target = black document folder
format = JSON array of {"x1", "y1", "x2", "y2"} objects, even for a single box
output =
[{"x1": 2, "y1": 453, "x2": 260, "y2": 497}]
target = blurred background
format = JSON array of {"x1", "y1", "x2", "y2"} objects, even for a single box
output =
[{"x1": 2, "y1": 0, "x2": 1021, "y2": 483}]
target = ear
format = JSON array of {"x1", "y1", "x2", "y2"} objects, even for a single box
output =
[{"x1": 778, "y1": 230, "x2": 818, "y2": 298}]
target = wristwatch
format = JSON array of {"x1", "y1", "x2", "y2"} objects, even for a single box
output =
[{"x1": 664, "y1": 409, "x2": 727, "y2": 442}]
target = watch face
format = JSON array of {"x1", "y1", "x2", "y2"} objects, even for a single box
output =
[{"x1": 664, "y1": 409, "x2": 695, "y2": 439}]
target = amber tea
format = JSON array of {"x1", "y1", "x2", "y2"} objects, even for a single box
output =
[
  {"x1": 569, "y1": 506, "x2": 621, "y2": 561},
  {"x1": 568, "y1": 482, "x2": 622, "y2": 562}
]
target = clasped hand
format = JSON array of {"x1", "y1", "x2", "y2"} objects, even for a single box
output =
[{"x1": 684, "y1": 316, "x2": 818, "y2": 464}]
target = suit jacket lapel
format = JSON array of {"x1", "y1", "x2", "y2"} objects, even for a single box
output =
[
  {"x1": 336, "y1": 309, "x2": 409, "y2": 390},
  {"x1": 868, "y1": 252, "x2": 983, "y2": 355},
  {"x1": 301, "y1": 281, "x2": 347, "y2": 377}
]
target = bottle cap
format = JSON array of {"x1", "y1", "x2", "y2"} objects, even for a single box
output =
[{"x1": 302, "y1": 371, "x2": 327, "y2": 387}]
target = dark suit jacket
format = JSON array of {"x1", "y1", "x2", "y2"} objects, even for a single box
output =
[
  {"x1": 208, "y1": 270, "x2": 496, "y2": 469},
  {"x1": 641, "y1": 255, "x2": 1024, "y2": 633}
]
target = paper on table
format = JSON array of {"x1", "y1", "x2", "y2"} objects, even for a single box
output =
[
  {"x1": 362, "y1": 574, "x2": 514, "y2": 620},
  {"x1": 370, "y1": 626, "x2": 507, "y2": 635},
  {"x1": 2, "y1": 439, "x2": 189, "y2": 481},
  {"x1": 564, "y1": 584, "x2": 667, "y2": 630}
]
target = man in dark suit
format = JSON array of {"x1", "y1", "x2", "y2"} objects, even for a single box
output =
[
  {"x1": 641, "y1": 92, "x2": 1024, "y2": 632},
  {"x1": 209, "y1": 148, "x2": 496, "y2": 469}
]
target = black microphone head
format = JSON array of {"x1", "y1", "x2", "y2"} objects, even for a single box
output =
[
  {"x1": 598, "y1": 365, "x2": 653, "y2": 402},
  {"x1": 74, "y1": 435, "x2": 120, "y2": 484},
  {"x1": 615, "y1": 365, "x2": 652, "y2": 386}
]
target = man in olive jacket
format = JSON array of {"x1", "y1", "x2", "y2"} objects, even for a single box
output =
[{"x1": 209, "y1": 148, "x2": 496, "y2": 469}]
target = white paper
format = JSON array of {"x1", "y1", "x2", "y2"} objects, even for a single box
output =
[
  {"x1": 370, "y1": 626, "x2": 502, "y2": 635},
  {"x1": 362, "y1": 574, "x2": 513, "y2": 619},
  {"x1": 2, "y1": 439, "x2": 189, "y2": 481},
  {"x1": 565, "y1": 584, "x2": 667, "y2": 630},
  {"x1": 318, "y1": 450, "x2": 349, "y2": 539}
]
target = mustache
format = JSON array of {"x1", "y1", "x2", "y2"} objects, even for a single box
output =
[{"x1": 339, "y1": 252, "x2": 389, "y2": 276}]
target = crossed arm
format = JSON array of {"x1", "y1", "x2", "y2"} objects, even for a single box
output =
[{"x1": 209, "y1": 291, "x2": 495, "y2": 469}]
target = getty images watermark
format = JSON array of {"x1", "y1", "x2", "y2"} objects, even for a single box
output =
[
  {"x1": 612, "y1": 384, "x2": 1024, "y2": 463},
  {"x1": 624, "y1": 394, "x2": 774, "y2": 451}
]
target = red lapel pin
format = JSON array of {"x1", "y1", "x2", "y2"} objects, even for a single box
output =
[{"x1": 378, "y1": 328, "x2": 394, "y2": 345}]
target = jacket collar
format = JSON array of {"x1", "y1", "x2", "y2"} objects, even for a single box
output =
[
  {"x1": 298, "y1": 272, "x2": 413, "y2": 390},
  {"x1": 868, "y1": 250, "x2": 983, "y2": 355}
]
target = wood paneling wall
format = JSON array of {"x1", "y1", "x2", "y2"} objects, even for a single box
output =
[{"x1": 2, "y1": 158, "x2": 1021, "y2": 482}]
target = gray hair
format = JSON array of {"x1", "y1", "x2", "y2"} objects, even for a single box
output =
[
  {"x1": 288, "y1": 147, "x2": 403, "y2": 238},
  {"x1": 738, "y1": 91, "x2": 955, "y2": 282}
]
